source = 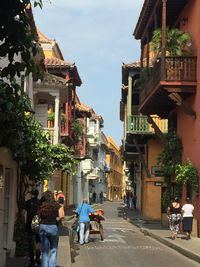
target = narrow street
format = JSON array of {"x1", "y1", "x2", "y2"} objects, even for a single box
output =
[{"x1": 72, "y1": 201, "x2": 199, "y2": 267}]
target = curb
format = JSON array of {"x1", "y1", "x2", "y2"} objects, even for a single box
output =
[
  {"x1": 140, "y1": 227, "x2": 200, "y2": 263},
  {"x1": 126, "y1": 216, "x2": 200, "y2": 264}
]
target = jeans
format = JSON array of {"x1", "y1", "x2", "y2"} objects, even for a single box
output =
[
  {"x1": 79, "y1": 222, "x2": 90, "y2": 244},
  {"x1": 27, "y1": 228, "x2": 41, "y2": 264},
  {"x1": 39, "y1": 224, "x2": 59, "y2": 267}
]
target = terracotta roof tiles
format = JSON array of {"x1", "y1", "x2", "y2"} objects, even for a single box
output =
[{"x1": 45, "y1": 57, "x2": 73, "y2": 68}]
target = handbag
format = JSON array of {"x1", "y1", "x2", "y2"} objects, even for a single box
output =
[{"x1": 31, "y1": 214, "x2": 40, "y2": 233}]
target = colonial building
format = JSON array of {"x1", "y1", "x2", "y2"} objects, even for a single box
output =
[
  {"x1": 120, "y1": 61, "x2": 167, "y2": 217},
  {"x1": 133, "y1": 0, "x2": 200, "y2": 234},
  {"x1": 106, "y1": 137, "x2": 124, "y2": 201}
]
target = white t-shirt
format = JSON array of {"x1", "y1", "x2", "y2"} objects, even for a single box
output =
[{"x1": 182, "y1": 203, "x2": 194, "y2": 217}]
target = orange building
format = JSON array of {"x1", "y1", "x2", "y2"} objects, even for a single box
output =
[
  {"x1": 134, "y1": 0, "x2": 200, "y2": 235},
  {"x1": 106, "y1": 137, "x2": 124, "y2": 201}
]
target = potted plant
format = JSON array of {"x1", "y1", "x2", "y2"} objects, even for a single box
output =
[{"x1": 151, "y1": 27, "x2": 192, "y2": 58}]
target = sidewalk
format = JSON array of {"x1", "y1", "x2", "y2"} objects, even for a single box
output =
[
  {"x1": 124, "y1": 206, "x2": 200, "y2": 264},
  {"x1": 6, "y1": 203, "x2": 100, "y2": 267}
]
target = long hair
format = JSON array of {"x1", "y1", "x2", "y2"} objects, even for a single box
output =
[{"x1": 39, "y1": 191, "x2": 58, "y2": 217}]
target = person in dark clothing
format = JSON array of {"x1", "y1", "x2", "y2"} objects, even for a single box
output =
[
  {"x1": 99, "y1": 192, "x2": 103, "y2": 204},
  {"x1": 25, "y1": 189, "x2": 41, "y2": 267},
  {"x1": 92, "y1": 191, "x2": 96, "y2": 203}
]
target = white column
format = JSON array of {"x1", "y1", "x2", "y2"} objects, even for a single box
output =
[{"x1": 53, "y1": 94, "x2": 60, "y2": 144}]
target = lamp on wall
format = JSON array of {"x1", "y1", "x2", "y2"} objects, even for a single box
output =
[{"x1": 180, "y1": 17, "x2": 188, "y2": 26}]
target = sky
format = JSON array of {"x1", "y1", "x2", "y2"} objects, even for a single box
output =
[{"x1": 33, "y1": 0, "x2": 144, "y2": 145}]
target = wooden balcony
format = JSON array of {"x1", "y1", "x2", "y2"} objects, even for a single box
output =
[
  {"x1": 126, "y1": 115, "x2": 168, "y2": 135},
  {"x1": 139, "y1": 56, "x2": 197, "y2": 117}
]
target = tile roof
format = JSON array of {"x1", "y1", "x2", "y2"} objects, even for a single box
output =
[
  {"x1": 37, "y1": 29, "x2": 54, "y2": 44},
  {"x1": 122, "y1": 61, "x2": 140, "y2": 68},
  {"x1": 76, "y1": 102, "x2": 92, "y2": 113},
  {"x1": 34, "y1": 72, "x2": 68, "y2": 87},
  {"x1": 45, "y1": 57, "x2": 73, "y2": 68}
]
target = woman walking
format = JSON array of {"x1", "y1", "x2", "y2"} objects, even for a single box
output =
[
  {"x1": 38, "y1": 191, "x2": 64, "y2": 267},
  {"x1": 167, "y1": 197, "x2": 182, "y2": 240},
  {"x1": 182, "y1": 197, "x2": 194, "y2": 240}
]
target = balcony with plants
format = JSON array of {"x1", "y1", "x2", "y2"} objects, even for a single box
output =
[{"x1": 139, "y1": 28, "x2": 197, "y2": 117}]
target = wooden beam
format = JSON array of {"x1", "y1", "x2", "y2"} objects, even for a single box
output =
[
  {"x1": 132, "y1": 137, "x2": 151, "y2": 178},
  {"x1": 161, "y1": 0, "x2": 167, "y2": 80},
  {"x1": 164, "y1": 87, "x2": 196, "y2": 93},
  {"x1": 147, "y1": 115, "x2": 166, "y2": 144},
  {"x1": 168, "y1": 93, "x2": 196, "y2": 118}
]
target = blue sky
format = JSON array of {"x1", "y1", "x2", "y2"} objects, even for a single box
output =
[{"x1": 33, "y1": 0, "x2": 144, "y2": 145}]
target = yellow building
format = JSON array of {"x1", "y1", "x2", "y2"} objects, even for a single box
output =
[{"x1": 106, "y1": 137, "x2": 124, "y2": 201}]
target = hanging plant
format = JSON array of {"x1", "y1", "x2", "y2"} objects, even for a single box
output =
[{"x1": 176, "y1": 160, "x2": 199, "y2": 188}]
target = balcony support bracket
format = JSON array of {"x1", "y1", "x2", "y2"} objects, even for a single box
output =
[
  {"x1": 132, "y1": 137, "x2": 151, "y2": 178},
  {"x1": 168, "y1": 93, "x2": 196, "y2": 119},
  {"x1": 147, "y1": 115, "x2": 166, "y2": 144}
]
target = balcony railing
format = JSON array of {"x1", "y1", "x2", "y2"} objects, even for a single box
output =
[
  {"x1": 127, "y1": 115, "x2": 168, "y2": 134},
  {"x1": 140, "y1": 56, "x2": 197, "y2": 104}
]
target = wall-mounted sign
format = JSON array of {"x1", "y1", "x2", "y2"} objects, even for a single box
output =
[
  {"x1": 154, "y1": 182, "x2": 163, "y2": 187},
  {"x1": 0, "y1": 165, "x2": 4, "y2": 188}
]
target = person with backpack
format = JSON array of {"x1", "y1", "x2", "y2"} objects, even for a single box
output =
[{"x1": 25, "y1": 189, "x2": 41, "y2": 267}]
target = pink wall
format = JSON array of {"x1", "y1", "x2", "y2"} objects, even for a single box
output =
[{"x1": 176, "y1": 0, "x2": 200, "y2": 232}]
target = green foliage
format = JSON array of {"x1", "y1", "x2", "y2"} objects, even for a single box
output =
[
  {"x1": 176, "y1": 160, "x2": 199, "y2": 188},
  {"x1": 151, "y1": 28, "x2": 192, "y2": 57},
  {"x1": 158, "y1": 131, "x2": 182, "y2": 178},
  {"x1": 72, "y1": 119, "x2": 83, "y2": 143},
  {"x1": 51, "y1": 144, "x2": 75, "y2": 174},
  {"x1": 0, "y1": 0, "x2": 43, "y2": 79},
  {"x1": 158, "y1": 131, "x2": 182, "y2": 211},
  {"x1": 48, "y1": 111, "x2": 55, "y2": 121}
]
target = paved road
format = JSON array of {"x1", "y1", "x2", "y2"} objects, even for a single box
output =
[{"x1": 72, "y1": 201, "x2": 200, "y2": 267}]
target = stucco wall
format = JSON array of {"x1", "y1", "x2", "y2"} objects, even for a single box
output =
[
  {"x1": 0, "y1": 148, "x2": 17, "y2": 267},
  {"x1": 176, "y1": 0, "x2": 200, "y2": 234}
]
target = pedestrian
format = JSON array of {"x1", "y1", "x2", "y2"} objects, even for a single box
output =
[
  {"x1": 56, "y1": 190, "x2": 65, "y2": 206},
  {"x1": 133, "y1": 193, "x2": 137, "y2": 210},
  {"x1": 25, "y1": 189, "x2": 41, "y2": 267},
  {"x1": 182, "y1": 197, "x2": 194, "y2": 240},
  {"x1": 75, "y1": 198, "x2": 95, "y2": 245},
  {"x1": 89, "y1": 191, "x2": 93, "y2": 204},
  {"x1": 129, "y1": 191, "x2": 133, "y2": 209},
  {"x1": 92, "y1": 191, "x2": 96, "y2": 203},
  {"x1": 99, "y1": 191, "x2": 103, "y2": 204},
  {"x1": 38, "y1": 190, "x2": 64, "y2": 267},
  {"x1": 126, "y1": 191, "x2": 130, "y2": 208},
  {"x1": 167, "y1": 197, "x2": 182, "y2": 240}
]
